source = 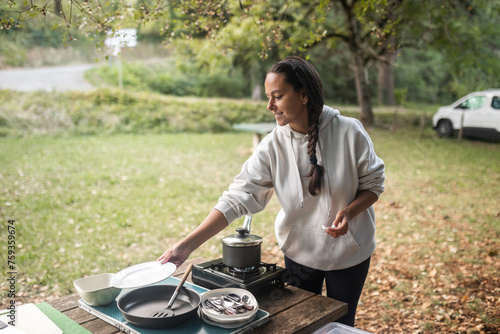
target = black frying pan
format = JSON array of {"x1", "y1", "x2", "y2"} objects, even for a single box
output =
[{"x1": 117, "y1": 285, "x2": 201, "y2": 329}]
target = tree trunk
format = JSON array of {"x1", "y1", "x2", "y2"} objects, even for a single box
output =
[
  {"x1": 352, "y1": 55, "x2": 374, "y2": 127},
  {"x1": 251, "y1": 84, "x2": 262, "y2": 100},
  {"x1": 377, "y1": 51, "x2": 396, "y2": 105},
  {"x1": 377, "y1": 60, "x2": 393, "y2": 105},
  {"x1": 54, "y1": 0, "x2": 63, "y2": 16},
  {"x1": 376, "y1": 24, "x2": 397, "y2": 106},
  {"x1": 249, "y1": 61, "x2": 264, "y2": 100}
]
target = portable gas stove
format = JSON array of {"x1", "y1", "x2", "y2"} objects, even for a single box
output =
[{"x1": 192, "y1": 258, "x2": 287, "y2": 296}]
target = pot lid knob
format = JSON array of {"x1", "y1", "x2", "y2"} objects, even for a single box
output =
[{"x1": 236, "y1": 227, "x2": 249, "y2": 235}]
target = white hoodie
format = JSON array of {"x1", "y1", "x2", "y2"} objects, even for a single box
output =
[{"x1": 214, "y1": 106, "x2": 385, "y2": 270}]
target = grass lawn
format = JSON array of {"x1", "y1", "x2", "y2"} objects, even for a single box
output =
[{"x1": 1, "y1": 128, "x2": 499, "y2": 333}]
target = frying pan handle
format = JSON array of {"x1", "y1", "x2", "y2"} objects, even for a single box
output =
[
  {"x1": 166, "y1": 263, "x2": 193, "y2": 308},
  {"x1": 176, "y1": 263, "x2": 193, "y2": 292}
]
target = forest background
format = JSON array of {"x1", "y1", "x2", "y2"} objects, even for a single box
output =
[
  {"x1": 1, "y1": 1, "x2": 499, "y2": 333},
  {"x1": 2, "y1": 0, "x2": 500, "y2": 116}
]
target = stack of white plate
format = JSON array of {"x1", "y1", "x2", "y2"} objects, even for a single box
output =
[{"x1": 199, "y1": 288, "x2": 259, "y2": 329}]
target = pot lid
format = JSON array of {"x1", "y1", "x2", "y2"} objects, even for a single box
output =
[{"x1": 222, "y1": 228, "x2": 263, "y2": 247}]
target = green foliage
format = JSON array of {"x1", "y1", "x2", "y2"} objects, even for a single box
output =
[
  {"x1": 308, "y1": 47, "x2": 359, "y2": 104},
  {"x1": 393, "y1": 49, "x2": 451, "y2": 104},
  {"x1": 0, "y1": 7, "x2": 89, "y2": 47},
  {"x1": 0, "y1": 13, "x2": 99, "y2": 68},
  {"x1": 393, "y1": 88, "x2": 408, "y2": 106},
  {"x1": 194, "y1": 72, "x2": 248, "y2": 98},
  {"x1": 2, "y1": 0, "x2": 499, "y2": 110},
  {"x1": 90, "y1": 62, "x2": 154, "y2": 91},
  {"x1": 0, "y1": 89, "x2": 273, "y2": 136},
  {"x1": 87, "y1": 61, "x2": 249, "y2": 99},
  {"x1": 146, "y1": 72, "x2": 195, "y2": 96},
  {"x1": 0, "y1": 40, "x2": 28, "y2": 67},
  {"x1": 426, "y1": 1, "x2": 500, "y2": 98}
]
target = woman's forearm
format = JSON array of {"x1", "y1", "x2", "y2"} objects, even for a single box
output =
[
  {"x1": 345, "y1": 190, "x2": 379, "y2": 220},
  {"x1": 158, "y1": 209, "x2": 229, "y2": 265},
  {"x1": 179, "y1": 209, "x2": 229, "y2": 253}
]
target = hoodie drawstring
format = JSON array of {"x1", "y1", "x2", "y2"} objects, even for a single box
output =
[
  {"x1": 289, "y1": 132, "x2": 304, "y2": 208},
  {"x1": 317, "y1": 139, "x2": 331, "y2": 217}
]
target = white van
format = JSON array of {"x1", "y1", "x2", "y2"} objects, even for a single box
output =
[{"x1": 432, "y1": 89, "x2": 500, "y2": 139}]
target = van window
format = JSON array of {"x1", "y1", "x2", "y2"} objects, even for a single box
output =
[
  {"x1": 492, "y1": 96, "x2": 500, "y2": 110},
  {"x1": 459, "y1": 96, "x2": 486, "y2": 110}
]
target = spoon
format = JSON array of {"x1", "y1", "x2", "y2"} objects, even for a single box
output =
[
  {"x1": 149, "y1": 263, "x2": 193, "y2": 318},
  {"x1": 209, "y1": 297, "x2": 239, "y2": 314},
  {"x1": 223, "y1": 294, "x2": 254, "y2": 311},
  {"x1": 205, "y1": 299, "x2": 234, "y2": 315},
  {"x1": 242, "y1": 295, "x2": 250, "y2": 304}
]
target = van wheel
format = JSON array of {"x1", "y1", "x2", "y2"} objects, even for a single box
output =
[{"x1": 437, "y1": 120, "x2": 453, "y2": 138}]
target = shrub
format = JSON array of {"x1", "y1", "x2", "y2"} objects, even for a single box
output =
[
  {"x1": 146, "y1": 72, "x2": 196, "y2": 96},
  {"x1": 86, "y1": 62, "x2": 249, "y2": 99},
  {"x1": 195, "y1": 71, "x2": 248, "y2": 98},
  {"x1": 0, "y1": 89, "x2": 273, "y2": 136}
]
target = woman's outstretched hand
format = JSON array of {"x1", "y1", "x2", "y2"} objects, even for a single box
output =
[
  {"x1": 157, "y1": 241, "x2": 192, "y2": 267},
  {"x1": 157, "y1": 209, "x2": 229, "y2": 266}
]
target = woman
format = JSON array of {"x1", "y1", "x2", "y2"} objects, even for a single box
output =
[{"x1": 158, "y1": 56, "x2": 385, "y2": 326}]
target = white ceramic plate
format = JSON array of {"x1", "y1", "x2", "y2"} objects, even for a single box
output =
[
  {"x1": 200, "y1": 288, "x2": 258, "y2": 324},
  {"x1": 110, "y1": 261, "x2": 176, "y2": 289}
]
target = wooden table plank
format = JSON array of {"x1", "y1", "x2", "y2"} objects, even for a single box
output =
[
  {"x1": 64, "y1": 307, "x2": 96, "y2": 324},
  {"x1": 253, "y1": 294, "x2": 348, "y2": 334},
  {"x1": 47, "y1": 294, "x2": 80, "y2": 312},
  {"x1": 80, "y1": 319, "x2": 120, "y2": 334},
  {"x1": 257, "y1": 285, "x2": 315, "y2": 316}
]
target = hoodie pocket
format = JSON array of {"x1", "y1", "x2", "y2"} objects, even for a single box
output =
[
  {"x1": 343, "y1": 229, "x2": 361, "y2": 249},
  {"x1": 279, "y1": 227, "x2": 297, "y2": 253},
  {"x1": 279, "y1": 227, "x2": 361, "y2": 268}
]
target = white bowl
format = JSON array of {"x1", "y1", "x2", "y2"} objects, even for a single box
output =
[{"x1": 74, "y1": 273, "x2": 121, "y2": 306}]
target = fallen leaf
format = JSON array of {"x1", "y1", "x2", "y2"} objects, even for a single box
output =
[
  {"x1": 421, "y1": 301, "x2": 432, "y2": 309},
  {"x1": 459, "y1": 295, "x2": 469, "y2": 304}
]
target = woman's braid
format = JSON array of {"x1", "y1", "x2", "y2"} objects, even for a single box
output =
[{"x1": 306, "y1": 109, "x2": 324, "y2": 196}]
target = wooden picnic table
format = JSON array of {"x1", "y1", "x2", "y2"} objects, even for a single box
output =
[{"x1": 48, "y1": 257, "x2": 347, "y2": 334}]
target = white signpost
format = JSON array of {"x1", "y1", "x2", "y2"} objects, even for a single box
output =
[{"x1": 105, "y1": 29, "x2": 137, "y2": 89}]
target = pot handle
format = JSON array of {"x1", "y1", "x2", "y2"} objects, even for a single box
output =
[{"x1": 236, "y1": 215, "x2": 252, "y2": 235}]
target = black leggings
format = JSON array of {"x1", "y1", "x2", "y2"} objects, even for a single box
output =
[{"x1": 284, "y1": 256, "x2": 371, "y2": 327}]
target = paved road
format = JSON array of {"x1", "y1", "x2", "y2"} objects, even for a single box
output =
[{"x1": 0, "y1": 64, "x2": 97, "y2": 92}]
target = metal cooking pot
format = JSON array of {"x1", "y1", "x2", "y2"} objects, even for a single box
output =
[
  {"x1": 222, "y1": 215, "x2": 263, "y2": 268},
  {"x1": 116, "y1": 285, "x2": 201, "y2": 329}
]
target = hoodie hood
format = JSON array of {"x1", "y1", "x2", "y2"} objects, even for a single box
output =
[
  {"x1": 276, "y1": 105, "x2": 340, "y2": 138},
  {"x1": 276, "y1": 106, "x2": 340, "y2": 212}
]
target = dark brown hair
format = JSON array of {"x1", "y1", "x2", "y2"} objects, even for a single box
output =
[{"x1": 267, "y1": 56, "x2": 325, "y2": 196}]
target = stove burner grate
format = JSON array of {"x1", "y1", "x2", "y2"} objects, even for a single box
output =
[{"x1": 192, "y1": 258, "x2": 286, "y2": 296}]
